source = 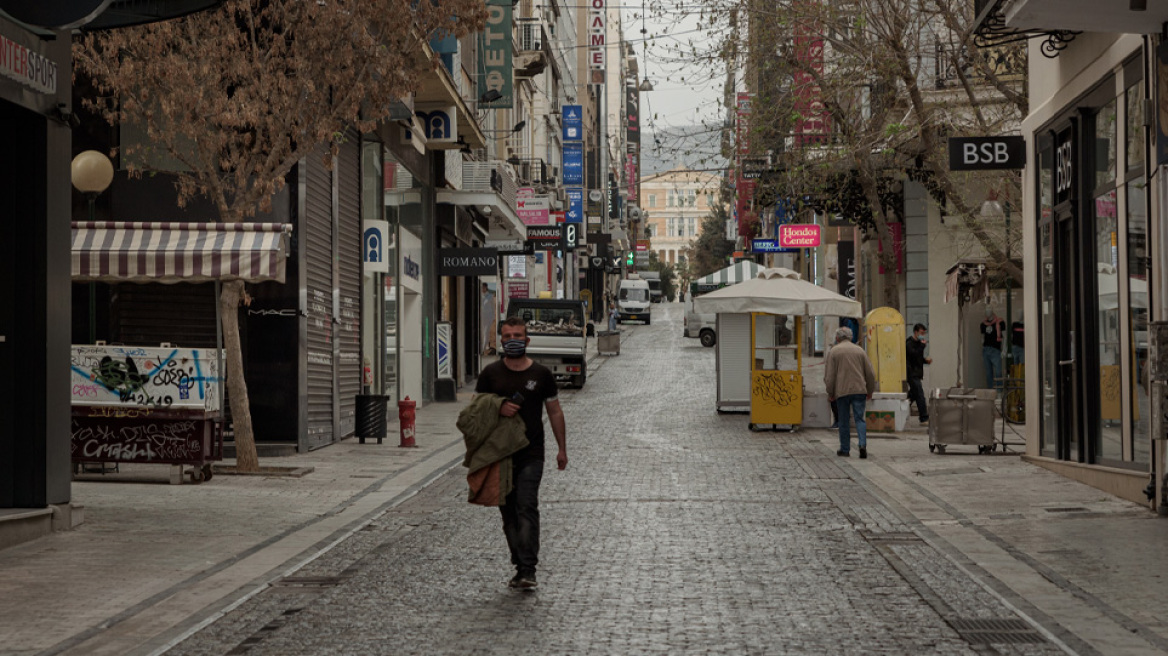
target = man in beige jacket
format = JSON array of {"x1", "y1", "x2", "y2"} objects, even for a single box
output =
[{"x1": 824, "y1": 326, "x2": 878, "y2": 458}]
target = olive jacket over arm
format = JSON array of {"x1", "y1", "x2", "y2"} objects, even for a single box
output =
[{"x1": 456, "y1": 394, "x2": 529, "y2": 506}]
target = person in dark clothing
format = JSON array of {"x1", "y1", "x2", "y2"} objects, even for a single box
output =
[
  {"x1": 906, "y1": 323, "x2": 931, "y2": 425},
  {"x1": 474, "y1": 317, "x2": 568, "y2": 590},
  {"x1": 982, "y1": 308, "x2": 1006, "y2": 389}
]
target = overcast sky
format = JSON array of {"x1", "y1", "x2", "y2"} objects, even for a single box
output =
[{"x1": 619, "y1": 1, "x2": 728, "y2": 175}]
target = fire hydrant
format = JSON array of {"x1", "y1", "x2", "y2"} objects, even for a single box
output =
[{"x1": 398, "y1": 396, "x2": 417, "y2": 447}]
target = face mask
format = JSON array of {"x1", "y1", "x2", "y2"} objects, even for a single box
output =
[{"x1": 502, "y1": 339, "x2": 527, "y2": 358}]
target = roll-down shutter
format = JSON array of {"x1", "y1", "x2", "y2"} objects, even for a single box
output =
[
  {"x1": 304, "y1": 153, "x2": 335, "y2": 448},
  {"x1": 336, "y1": 136, "x2": 361, "y2": 437}
]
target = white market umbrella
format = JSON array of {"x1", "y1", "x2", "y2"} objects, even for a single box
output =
[{"x1": 693, "y1": 267, "x2": 863, "y2": 318}]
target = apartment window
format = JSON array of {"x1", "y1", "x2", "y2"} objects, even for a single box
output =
[
  {"x1": 648, "y1": 194, "x2": 657, "y2": 208},
  {"x1": 688, "y1": 218, "x2": 696, "y2": 236},
  {"x1": 687, "y1": 189, "x2": 697, "y2": 206},
  {"x1": 667, "y1": 190, "x2": 676, "y2": 207}
]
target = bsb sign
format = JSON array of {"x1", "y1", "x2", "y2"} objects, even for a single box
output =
[{"x1": 948, "y1": 136, "x2": 1026, "y2": 171}]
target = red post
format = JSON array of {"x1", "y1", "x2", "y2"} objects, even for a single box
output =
[{"x1": 398, "y1": 396, "x2": 417, "y2": 447}]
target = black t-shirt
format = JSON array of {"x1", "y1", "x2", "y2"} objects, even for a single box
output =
[
  {"x1": 475, "y1": 359, "x2": 558, "y2": 461},
  {"x1": 982, "y1": 319, "x2": 1005, "y2": 349},
  {"x1": 1011, "y1": 321, "x2": 1024, "y2": 349}
]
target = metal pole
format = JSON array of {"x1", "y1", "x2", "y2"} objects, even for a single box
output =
[
  {"x1": 87, "y1": 194, "x2": 97, "y2": 343},
  {"x1": 1005, "y1": 202, "x2": 1012, "y2": 371},
  {"x1": 215, "y1": 280, "x2": 223, "y2": 415}
]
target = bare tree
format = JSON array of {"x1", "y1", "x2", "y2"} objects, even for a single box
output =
[{"x1": 75, "y1": 0, "x2": 486, "y2": 471}]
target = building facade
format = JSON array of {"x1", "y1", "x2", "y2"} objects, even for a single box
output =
[
  {"x1": 975, "y1": 1, "x2": 1165, "y2": 507},
  {"x1": 641, "y1": 168, "x2": 723, "y2": 267}
]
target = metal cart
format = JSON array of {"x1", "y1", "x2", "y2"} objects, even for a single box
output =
[{"x1": 927, "y1": 387, "x2": 997, "y2": 454}]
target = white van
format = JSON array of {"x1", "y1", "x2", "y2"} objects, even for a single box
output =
[
  {"x1": 617, "y1": 278, "x2": 652, "y2": 324},
  {"x1": 683, "y1": 296, "x2": 717, "y2": 346}
]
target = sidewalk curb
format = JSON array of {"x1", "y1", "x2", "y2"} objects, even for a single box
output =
[{"x1": 41, "y1": 434, "x2": 468, "y2": 656}]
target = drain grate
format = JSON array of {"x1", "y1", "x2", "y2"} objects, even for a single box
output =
[
  {"x1": 270, "y1": 576, "x2": 345, "y2": 588},
  {"x1": 1043, "y1": 507, "x2": 1088, "y2": 513},
  {"x1": 916, "y1": 467, "x2": 984, "y2": 477},
  {"x1": 949, "y1": 618, "x2": 1047, "y2": 645},
  {"x1": 859, "y1": 530, "x2": 924, "y2": 544},
  {"x1": 226, "y1": 608, "x2": 304, "y2": 654}
]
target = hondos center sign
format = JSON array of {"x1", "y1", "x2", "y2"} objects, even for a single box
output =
[{"x1": 778, "y1": 224, "x2": 821, "y2": 248}]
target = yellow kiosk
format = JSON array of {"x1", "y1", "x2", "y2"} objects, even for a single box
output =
[
  {"x1": 864, "y1": 307, "x2": 906, "y2": 393},
  {"x1": 694, "y1": 268, "x2": 862, "y2": 431},
  {"x1": 750, "y1": 314, "x2": 802, "y2": 428}
]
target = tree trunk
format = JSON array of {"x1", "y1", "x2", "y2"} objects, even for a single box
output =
[
  {"x1": 220, "y1": 279, "x2": 259, "y2": 472},
  {"x1": 854, "y1": 160, "x2": 902, "y2": 311}
]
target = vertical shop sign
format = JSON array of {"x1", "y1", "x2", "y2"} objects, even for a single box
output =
[
  {"x1": 478, "y1": 0, "x2": 513, "y2": 108},
  {"x1": 566, "y1": 188, "x2": 584, "y2": 223},
  {"x1": 563, "y1": 142, "x2": 584, "y2": 185},
  {"x1": 792, "y1": 9, "x2": 828, "y2": 146},
  {"x1": 837, "y1": 239, "x2": 857, "y2": 300},
  {"x1": 563, "y1": 104, "x2": 583, "y2": 141},
  {"x1": 626, "y1": 85, "x2": 640, "y2": 203},
  {"x1": 589, "y1": 0, "x2": 605, "y2": 70}
]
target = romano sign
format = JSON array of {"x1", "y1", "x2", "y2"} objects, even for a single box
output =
[{"x1": 438, "y1": 248, "x2": 498, "y2": 276}]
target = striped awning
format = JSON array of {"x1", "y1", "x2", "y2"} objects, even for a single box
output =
[
  {"x1": 72, "y1": 222, "x2": 292, "y2": 284},
  {"x1": 693, "y1": 260, "x2": 764, "y2": 286}
]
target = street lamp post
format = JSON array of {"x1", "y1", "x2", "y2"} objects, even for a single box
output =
[{"x1": 71, "y1": 150, "x2": 114, "y2": 344}]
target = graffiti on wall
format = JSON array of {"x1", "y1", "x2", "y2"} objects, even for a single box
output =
[
  {"x1": 71, "y1": 416, "x2": 207, "y2": 463},
  {"x1": 70, "y1": 346, "x2": 222, "y2": 411}
]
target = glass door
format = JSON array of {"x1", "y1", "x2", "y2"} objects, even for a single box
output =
[{"x1": 1054, "y1": 213, "x2": 1081, "y2": 461}]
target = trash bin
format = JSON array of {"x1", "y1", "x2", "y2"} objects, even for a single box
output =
[
  {"x1": 355, "y1": 394, "x2": 389, "y2": 444},
  {"x1": 928, "y1": 388, "x2": 996, "y2": 453},
  {"x1": 598, "y1": 330, "x2": 620, "y2": 356}
]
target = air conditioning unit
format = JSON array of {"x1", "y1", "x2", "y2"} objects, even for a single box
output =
[{"x1": 520, "y1": 20, "x2": 544, "y2": 52}]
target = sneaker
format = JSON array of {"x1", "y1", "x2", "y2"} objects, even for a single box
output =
[
  {"x1": 515, "y1": 572, "x2": 538, "y2": 589},
  {"x1": 836, "y1": 450, "x2": 849, "y2": 457},
  {"x1": 507, "y1": 573, "x2": 522, "y2": 588},
  {"x1": 859, "y1": 447, "x2": 867, "y2": 459},
  {"x1": 920, "y1": 417, "x2": 929, "y2": 425},
  {"x1": 829, "y1": 423, "x2": 838, "y2": 429}
]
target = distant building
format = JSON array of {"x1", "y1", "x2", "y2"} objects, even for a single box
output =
[{"x1": 640, "y1": 168, "x2": 724, "y2": 265}]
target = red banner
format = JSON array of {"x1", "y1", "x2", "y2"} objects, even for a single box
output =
[{"x1": 793, "y1": 15, "x2": 828, "y2": 146}]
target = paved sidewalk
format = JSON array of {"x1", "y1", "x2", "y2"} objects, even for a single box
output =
[
  {"x1": 0, "y1": 326, "x2": 624, "y2": 656},
  {"x1": 0, "y1": 396, "x2": 473, "y2": 656}
]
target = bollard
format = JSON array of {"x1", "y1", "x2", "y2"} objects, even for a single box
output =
[{"x1": 398, "y1": 396, "x2": 417, "y2": 447}]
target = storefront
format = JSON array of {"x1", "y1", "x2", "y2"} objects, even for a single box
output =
[
  {"x1": 0, "y1": 14, "x2": 73, "y2": 512},
  {"x1": 1024, "y1": 35, "x2": 1154, "y2": 504}
]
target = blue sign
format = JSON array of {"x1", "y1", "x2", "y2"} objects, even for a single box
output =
[
  {"x1": 562, "y1": 104, "x2": 583, "y2": 142},
  {"x1": 563, "y1": 142, "x2": 584, "y2": 185},
  {"x1": 566, "y1": 188, "x2": 583, "y2": 223},
  {"x1": 751, "y1": 238, "x2": 793, "y2": 254},
  {"x1": 362, "y1": 220, "x2": 390, "y2": 273}
]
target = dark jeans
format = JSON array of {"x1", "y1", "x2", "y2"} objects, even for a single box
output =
[
  {"x1": 835, "y1": 394, "x2": 868, "y2": 453},
  {"x1": 499, "y1": 457, "x2": 544, "y2": 575},
  {"x1": 907, "y1": 377, "x2": 928, "y2": 420}
]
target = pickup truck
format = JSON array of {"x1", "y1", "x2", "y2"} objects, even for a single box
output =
[{"x1": 503, "y1": 298, "x2": 589, "y2": 388}]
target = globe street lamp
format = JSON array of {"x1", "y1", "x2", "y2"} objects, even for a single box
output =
[{"x1": 71, "y1": 150, "x2": 114, "y2": 343}]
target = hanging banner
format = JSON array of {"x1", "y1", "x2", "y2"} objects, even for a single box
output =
[
  {"x1": 566, "y1": 188, "x2": 584, "y2": 223},
  {"x1": 478, "y1": 0, "x2": 513, "y2": 109},
  {"x1": 563, "y1": 142, "x2": 584, "y2": 185},
  {"x1": 837, "y1": 239, "x2": 857, "y2": 300},
  {"x1": 793, "y1": 10, "x2": 829, "y2": 146},
  {"x1": 563, "y1": 104, "x2": 583, "y2": 141}
]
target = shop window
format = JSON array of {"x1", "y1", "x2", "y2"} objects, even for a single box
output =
[
  {"x1": 1094, "y1": 189, "x2": 1122, "y2": 463},
  {"x1": 1127, "y1": 180, "x2": 1150, "y2": 464},
  {"x1": 1126, "y1": 81, "x2": 1145, "y2": 172},
  {"x1": 1094, "y1": 98, "x2": 1117, "y2": 191},
  {"x1": 1036, "y1": 134, "x2": 1057, "y2": 457}
]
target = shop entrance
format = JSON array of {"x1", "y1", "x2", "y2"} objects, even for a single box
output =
[{"x1": 1052, "y1": 210, "x2": 1081, "y2": 461}]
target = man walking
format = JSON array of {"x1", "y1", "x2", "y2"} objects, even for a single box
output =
[
  {"x1": 906, "y1": 323, "x2": 931, "y2": 425},
  {"x1": 474, "y1": 317, "x2": 568, "y2": 590},
  {"x1": 825, "y1": 327, "x2": 877, "y2": 459}
]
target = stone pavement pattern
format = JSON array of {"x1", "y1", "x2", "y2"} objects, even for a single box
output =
[
  {"x1": 4, "y1": 304, "x2": 1168, "y2": 655},
  {"x1": 165, "y1": 305, "x2": 1068, "y2": 655}
]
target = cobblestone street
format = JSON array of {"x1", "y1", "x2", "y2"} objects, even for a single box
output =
[{"x1": 165, "y1": 305, "x2": 1071, "y2": 655}]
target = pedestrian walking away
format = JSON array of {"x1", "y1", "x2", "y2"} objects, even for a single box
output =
[
  {"x1": 825, "y1": 327, "x2": 877, "y2": 459},
  {"x1": 608, "y1": 303, "x2": 619, "y2": 332},
  {"x1": 906, "y1": 323, "x2": 931, "y2": 425},
  {"x1": 473, "y1": 317, "x2": 568, "y2": 590}
]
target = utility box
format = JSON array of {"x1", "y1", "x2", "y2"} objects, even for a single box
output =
[
  {"x1": 597, "y1": 330, "x2": 620, "y2": 356},
  {"x1": 867, "y1": 393, "x2": 909, "y2": 432}
]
